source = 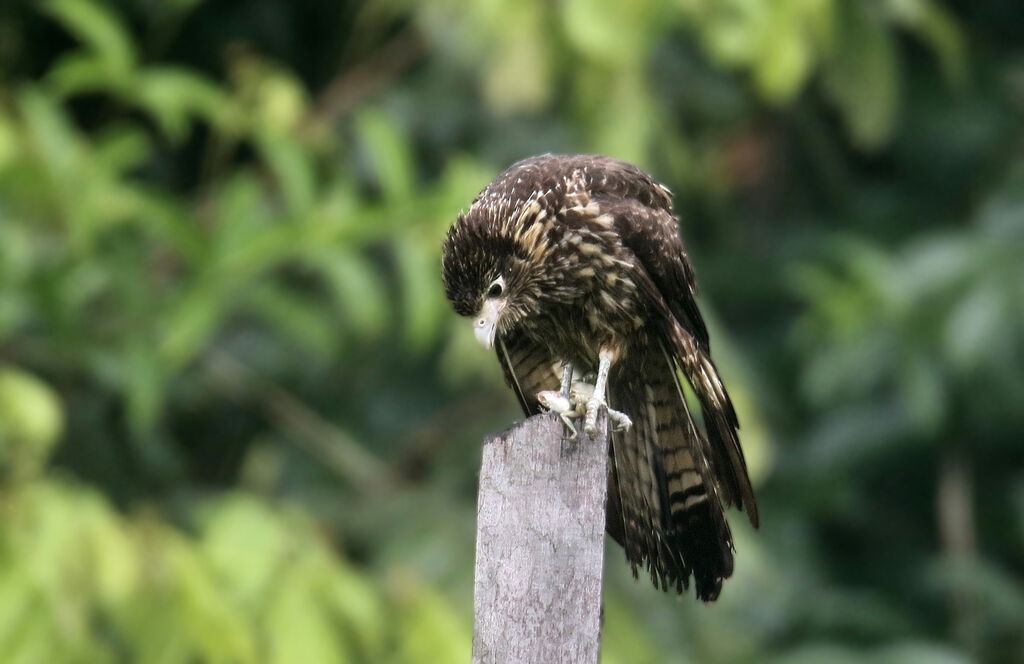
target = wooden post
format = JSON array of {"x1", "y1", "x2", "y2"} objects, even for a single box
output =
[{"x1": 472, "y1": 411, "x2": 608, "y2": 664}]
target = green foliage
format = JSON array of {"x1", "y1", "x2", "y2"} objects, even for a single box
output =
[
  {"x1": 0, "y1": 476, "x2": 468, "y2": 663},
  {"x1": 0, "y1": 366, "x2": 63, "y2": 476},
  {"x1": 0, "y1": 0, "x2": 1021, "y2": 662}
]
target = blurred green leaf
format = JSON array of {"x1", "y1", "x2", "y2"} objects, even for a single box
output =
[
  {"x1": 42, "y1": 0, "x2": 136, "y2": 75},
  {"x1": 0, "y1": 367, "x2": 63, "y2": 470},
  {"x1": 93, "y1": 125, "x2": 152, "y2": 171},
  {"x1": 600, "y1": 597, "x2": 667, "y2": 664},
  {"x1": 357, "y1": 111, "x2": 414, "y2": 202},
  {"x1": 229, "y1": 54, "x2": 308, "y2": 135},
  {"x1": 394, "y1": 235, "x2": 446, "y2": 353},
  {"x1": 17, "y1": 86, "x2": 80, "y2": 189},
  {"x1": 752, "y1": 1, "x2": 816, "y2": 102},
  {"x1": 160, "y1": 280, "x2": 224, "y2": 369},
  {"x1": 47, "y1": 51, "x2": 124, "y2": 96},
  {"x1": 321, "y1": 559, "x2": 387, "y2": 661},
  {"x1": 884, "y1": 0, "x2": 967, "y2": 86},
  {"x1": 391, "y1": 575, "x2": 470, "y2": 664},
  {"x1": 900, "y1": 353, "x2": 944, "y2": 433},
  {"x1": 170, "y1": 534, "x2": 258, "y2": 663},
  {"x1": 944, "y1": 280, "x2": 1003, "y2": 372},
  {"x1": 560, "y1": 0, "x2": 655, "y2": 67},
  {"x1": 576, "y1": 69, "x2": 658, "y2": 165},
  {"x1": 257, "y1": 133, "x2": 317, "y2": 215},
  {"x1": 821, "y1": 1, "x2": 899, "y2": 149},
  {"x1": 0, "y1": 112, "x2": 17, "y2": 169},
  {"x1": 243, "y1": 283, "x2": 336, "y2": 358},
  {"x1": 266, "y1": 562, "x2": 351, "y2": 664},
  {"x1": 875, "y1": 643, "x2": 971, "y2": 664},
  {"x1": 125, "y1": 341, "x2": 165, "y2": 434},
  {"x1": 316, "y1": 250, "x2": 390, "y2": 340},
  {"x1": 134, "y1": 68, "x2": 231, "y2": 141}
]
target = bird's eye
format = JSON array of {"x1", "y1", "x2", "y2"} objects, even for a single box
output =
[{"x1": 487, "y1": 277, "x2": 504, "y2": 299}]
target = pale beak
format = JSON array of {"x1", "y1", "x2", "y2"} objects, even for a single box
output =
[{"x1": 473, "y1": 299, "x2": 505, "y2": 349}]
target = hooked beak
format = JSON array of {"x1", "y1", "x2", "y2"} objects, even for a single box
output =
[{"x1": 473, "y1": 299, "x2": 505, "y2": 349}]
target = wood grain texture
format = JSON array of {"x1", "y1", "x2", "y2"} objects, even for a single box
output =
[{"x1": 472, "y1": 411, "x2": 608, "y2": 664}]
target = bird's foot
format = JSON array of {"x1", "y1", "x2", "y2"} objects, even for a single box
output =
[
  {"x1": 579, "y1": 404, "x2": 630, "y2": 435},
  {"x1": 541, "y1": 381, "x2": 631, "y2": 437},
  {"x1": 607, "y1": 407, "x2": 632, "y2": 432},
  {"x1": 536, "y1": 390, "x2": 579, "y2": 439},
  {"x1": 567, "y1": 380, "x2": 632, "y2": 435}
]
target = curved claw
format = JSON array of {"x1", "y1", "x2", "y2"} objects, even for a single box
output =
[
  {"x1": 560, "y1": 414, "x2": 579, "y2": 439},
  {"x1": 607, "y1": 407, "x2": 632, "y2": 432}
]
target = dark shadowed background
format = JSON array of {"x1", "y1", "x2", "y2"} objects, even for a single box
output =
[{"x1": 0, "y1": 0, "x2": 1022, "y2": 662}]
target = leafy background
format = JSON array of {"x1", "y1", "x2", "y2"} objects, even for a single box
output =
[{"x1": 0, "y1": 0, "x2": 1022, "y2": 662}]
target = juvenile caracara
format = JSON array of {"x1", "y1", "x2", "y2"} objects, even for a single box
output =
[{"x1": 441, "y1": 154, "x2": 757, "y2": 601}]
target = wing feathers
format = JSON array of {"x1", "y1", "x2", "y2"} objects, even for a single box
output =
[
  {"x1": 671, "y1": 326, "x2": 759, "y2": 527},
  {"x1": 492, "y1": 201, "x2": 759, "y2": 600},
  {"x1": 495, "y1": 330, "x2": 560, "y2": 415}
]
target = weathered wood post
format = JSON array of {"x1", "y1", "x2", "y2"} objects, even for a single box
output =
[{"x1": 472, "y1": 411, "x2": 609, "y2": 664}]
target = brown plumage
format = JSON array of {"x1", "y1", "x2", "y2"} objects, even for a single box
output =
[{"x1": 441, "y1": 154, "x2": 757, "y2": 601}]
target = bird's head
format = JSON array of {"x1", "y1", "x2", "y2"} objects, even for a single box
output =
[{"x1": 441, "y1": 215, "x2": 543, "y2": 349}]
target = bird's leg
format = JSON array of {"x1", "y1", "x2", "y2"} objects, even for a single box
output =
[
  {"x1": 559, "y1": 360, "x2": 574, "y2": 397},
  {"x1": 585, "y1": 347, "x2": 631, "y2": 436}
]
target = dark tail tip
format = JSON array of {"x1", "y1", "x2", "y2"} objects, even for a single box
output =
[{"x1": 671, "y1": 499, "x2": 734, "y2": 602}]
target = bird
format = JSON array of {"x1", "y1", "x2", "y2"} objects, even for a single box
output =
[{"x1": 441, "y1": 154, "x2": 758, "y2": 601}]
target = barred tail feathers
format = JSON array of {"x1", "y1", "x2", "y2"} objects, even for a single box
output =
[{"x1": 608, "y1": 351, "x2": 735, "y2": 601}]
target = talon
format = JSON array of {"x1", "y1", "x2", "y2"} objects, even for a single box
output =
[
  {"x1": 608, "y1": 407, "x2": 632, "y2": 432},
  {"x1": 560, "y1": 413, "x2": 578, "y2": 439}
]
